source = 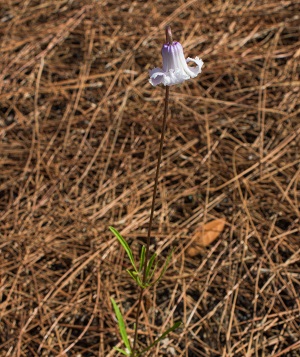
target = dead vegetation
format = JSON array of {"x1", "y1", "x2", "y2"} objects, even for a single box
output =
[{"x1": 0, "y1": 0, "x2": 299, "y2": 356}]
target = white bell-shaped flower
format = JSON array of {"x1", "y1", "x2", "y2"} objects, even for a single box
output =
[{"x1": 149, "y1": 41, "x2": 203, "y2": 86}]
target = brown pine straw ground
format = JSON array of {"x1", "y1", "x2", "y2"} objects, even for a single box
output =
[{"x1": 0, "y1": 1, "x2": 300, "y2": 356}]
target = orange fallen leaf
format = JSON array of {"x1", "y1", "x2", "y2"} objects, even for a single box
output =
[{"x1": 187, "y1": 218, "x2": 226, "y2": 257}]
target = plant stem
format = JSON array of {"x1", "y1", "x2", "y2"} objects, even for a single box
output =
[
  {"x1": 143, "y1": 86, "x2": 169, "y2": 282},
  {"x1": 131, "y1": 86, "x2": 170, "y2": 356}
]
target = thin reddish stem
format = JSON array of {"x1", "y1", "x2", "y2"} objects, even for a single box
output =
[{"x1": 131, "y1": 85, "x2": 170, "y2": 356}]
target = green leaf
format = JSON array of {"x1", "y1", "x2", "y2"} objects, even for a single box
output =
[
  {"x1": 109, "y1": 226, "x2": 137, "y2": 272},
  {"x1": 114, "y1": 347, "x2": 130, "y2": 355},
  {"x1": 139, "y1": 245, "x2": 146, "y2": 272},
  {"x1": 145, "y1": 252, "x2": 157, "y2": 280},
  {"x1": 139, "y1": 321, "x2": 182, "y2": 355},
  {"x1": 147, "y1": 260, "x2": 158, "y2": 283},
  {"x1": 126, "y1": 269, "x2": 146, "y2": 289},
  {"x1": 136, "y1": 275, "x2": 145, "y2": 288},
  {"x1": 126, "y1": 269, "x2": 138, "y2": 282},
  {"x1": 110, "y1": 297, "x2": 131, "y2": 354},
  {"x1": 127, "y1": 269, "x2": 141, "y2": 283},
  {"x1": 152, "y1": 249, "x2": 173, "y2": 285}
]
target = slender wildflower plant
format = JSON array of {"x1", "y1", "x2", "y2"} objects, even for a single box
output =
[{"x1": 110, "y1": 26, "x2": 203, "y2": 356}]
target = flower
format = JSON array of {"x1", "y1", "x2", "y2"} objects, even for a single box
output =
[{"x1": 149, "y1": 41, "x2": 203, "y2": 86}]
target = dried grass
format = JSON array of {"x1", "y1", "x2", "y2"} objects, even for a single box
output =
[{"x1": 0, "y1": 0, "x2": 299, "y2": 356}]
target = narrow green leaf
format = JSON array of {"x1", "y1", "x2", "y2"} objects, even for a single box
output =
[
  {"x1": 126, "y1": 269, "x2": 138, "y2": 283},
  {"x1": 145, "y1": 252, "x2": 157, "y2": 280},
  {"x1": 139, "y1": 321, "x2": 182, "y2": 355},
  {"x1": 128, "y1": 269, "x2": 139, "y2": 276},
  {"x1": 110, "y1": 298, "x2": 131, "y2": 353},
  {"x1": 136, "y1": 275, "x2": 145, "y2": 288},
  {"x1": 127, "y1": 270, "x2": 145, "y2": 288},
  {"x1": 153, "y1": 249, "x2": 173, "y2": 285},
  {"x1": 109, "y1": 226, "x2": 137, "y2": 272},
  {"x1": 147, "y1": 261, "x2": 158, "y2": 283},
  {"x1": 114, "y1": 347, "x2": 130, "y2": 355},
  {"x1": 127, "y1": 270, "x2": 146, "y2": 289},
  {"x1": 139, "y1": 245, "x2": 146, "y2": 272}
]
